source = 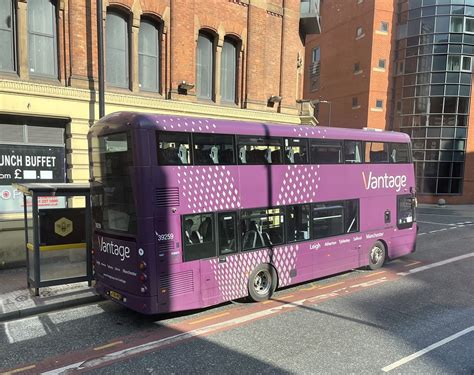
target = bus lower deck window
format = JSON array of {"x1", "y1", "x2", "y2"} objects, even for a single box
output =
[
  {"x1": 183, "y1": 213, "x2": 216, "y2": 261},
  {"x1": 241, "y1": 208, "x2": 284, "y2": 250}
]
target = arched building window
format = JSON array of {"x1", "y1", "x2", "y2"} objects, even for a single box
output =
[
  {"x1": 196, "y1": 31, "x2": 215, "y2": 100},
  {"x1": 221, "y1": 38, "x2": 238, "y2": 104},
  {"x1": 139, "y1": 18, "x2": 160, "y2": 92},
  {"x1": 0, "y1": 0, "x2": 15, "y2": 72},
  {"x1": 28, "y1": 0, "x2": 57, "y2": 77},
  {"x1": 106, "y1": 10, "x2": 129, "y2": 88}
]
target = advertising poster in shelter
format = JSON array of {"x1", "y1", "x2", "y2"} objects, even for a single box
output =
[{"x1": 0, "y1": 144, "x2": 66, "y2": 213}]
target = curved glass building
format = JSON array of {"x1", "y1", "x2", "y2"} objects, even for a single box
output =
[{"x1": 394, "y1": 0, "x2": 473, "y2": 197}]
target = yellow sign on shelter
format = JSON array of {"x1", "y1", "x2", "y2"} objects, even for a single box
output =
[{"x1": 55, "y1": 217, "x2": 73, "y2": 237}]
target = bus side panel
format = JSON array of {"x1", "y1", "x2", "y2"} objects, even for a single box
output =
[{"x1": 389, "y1": 226, "x2": 417, "y2": 259}]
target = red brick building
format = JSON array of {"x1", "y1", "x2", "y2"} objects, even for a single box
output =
[
  {"x1": 0, "y1": 0, "x2": 320, "y2": 266},
  {"x1": 304, "y1": 0, "x2": 474, "y2": 204}
]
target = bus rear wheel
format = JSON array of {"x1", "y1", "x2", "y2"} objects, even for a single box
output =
[
  {"x1": 368, "y1": 241, "x2": 386, "y2": 270},
  {"x1": 248, "y1": 264, "x2": 277, "y2": 302}
]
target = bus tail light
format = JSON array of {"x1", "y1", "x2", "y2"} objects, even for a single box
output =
[
  {"x1": 139, "y1": 273, "x2": 148, "y2": 283},
  {"x1": 140, "y1": 286, "x2": 147, "y2": 294},
  {"x1": 139, "y1": 261, "x2": 147, "y2": 270}
]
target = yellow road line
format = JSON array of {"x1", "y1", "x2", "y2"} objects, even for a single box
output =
[
  {"x1": 93, "y1": 341, "x2": 123, "y2": 351},
  {"x1": 404, "y1": 261, "x2": 422, "y2": 267},
  {"x1": 319, "y1": 282, "x2": 345, "y2": 290},
  {"x1": 364, "y1": 271, "x2": 387, "y2": 278},
  {"x1": 188, "y1": 312, "x2": 230, "y2": 325},
  {"x1": 262, "y1": 300, "x2": 274, "y2": 304},
  {"x1": 2, "y1": 364, "x2": 36, "y2": 374},
  {"x1": 301, "y1": 284, "x2": 319, "y2": 291},
  {"x1": 279, "y1": 294, "x2": 294, "y2": 300}
]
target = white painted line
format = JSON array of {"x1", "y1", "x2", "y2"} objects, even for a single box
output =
[
  {"x1": 382, "y1": 326, "x2": 474, "y2": 372},
  {"x1": 438, "y1": 228, "x2": 448, "y2": 231},
  {"x1": 397, "y1": 253, "x2": 474, "y2": 276},
  {"x1": 418, "y1": 233, "x2": 426, "y2": 236},
  {"x1": 417, "y1": 220, "x2": 455, "y2": 226}
]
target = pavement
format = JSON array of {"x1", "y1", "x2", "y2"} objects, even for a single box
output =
[
  {"x1": 0, "y1": 203, "x2": 471, "y2": 324},
  {"x1": 0, "y1": 267, "x2": 101, "y2": 322}
]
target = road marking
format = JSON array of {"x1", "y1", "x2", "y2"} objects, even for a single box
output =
[
  {"x1": 382, "y1": 326, "x2": 474, "y2": 372},
  {"x1": 417, "y1": 220, "x2": 455, "y2": 226},
  {"x1": 262, "y1": 300, "x2": 274, "y2": 304},
  {"x1": 187, "y1": 312, "x2": 229, "y2": 325},
  {"x1": 2, "y1": 364, "x2": 37, "y2": 374},
  {"x1": 93, "y1": 341, "x2": 123, "y2": 351},
  {"x1": 364, "y1": 271, "x2": 386, "y2": 278},
  {"x1": 404, "y1": 261, "x2": 422, "y2": 268},
  {"x1": 319, "y1": 282, "x2": 345, "y2": 290},
  {"x1": 279, "y1": 294, "x2": 294, "y2": 300},
  {"x1": 397, "y1": 253, "x2": 474, "y2": 276},
  {"x1": 300, "y1": 284, "x2": 319, "y2": 291}
]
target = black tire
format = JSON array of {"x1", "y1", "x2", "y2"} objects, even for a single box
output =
[
  {"x1": 368, "y1": 240, "x2": 386, "y2": 270},
  {"x1": 248, "y1": 264, "x2": 277, "y2": 302}
]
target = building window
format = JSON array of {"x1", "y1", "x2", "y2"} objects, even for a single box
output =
[
  {"x1": 356, "y1": 27, "x2": 364, "y2": 39},
  {"x1": 354, "y1": 62, "x2": 361, "y2": 73},
  {"x1": 376, "y1": 99, "x2": 383, "y2": 109},
  {"x1": 352, "y1": 97, "x2": 358, "y2": 108},
  {"x1": 221, "y1": 38, "x2": 237, "y2": 104},
  {"x1": 465, "y1": 17, "x2": 474, "y2": 33},
  {"x1": 28, "y1": 0, "x2": 57, "y2": 77},
  {"x1": 139, "y1": 18, "x2": 160, "y2": 92},
  {"x1": 447, "y1": 55, "x2": 472, "y2": 72},
  {"x1": 380, "y1": 21, "x2": 389, "y2": 32},
  {"x1": 0, "y1": 0, "x2": 15, "y2": 72},
  {"x1": 450, "y1": 17, "x2": 463, "y2": 33},
  {"x1": 106, "y1": 10, "x2": 129, "y2": 88},
  {"x1": 196, "y1": 31, "x2": 215, "y2": 100},
  {"x1": 310, "y1": 46, "x2": 320, "y2": 91},
  {"x1": 378, "y1": 59, "x2": 386, "y2": 69}
]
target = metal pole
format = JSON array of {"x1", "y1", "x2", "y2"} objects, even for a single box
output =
[{"x1": 97, "y1": 0, "x2": 105, "y2": 119}]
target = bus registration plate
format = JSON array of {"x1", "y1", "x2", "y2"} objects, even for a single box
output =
[{"x1": 109, "y1": 290, "x2": 122, "y2": 301}]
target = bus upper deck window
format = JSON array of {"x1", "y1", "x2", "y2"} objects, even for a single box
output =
[
  {"x1": 157, "y1": 132, "x2": 191, "y2": 165},
  {"x1": 237, "y1": 136, "x2": 283, "y2": 165},
  {"x1": 285, "y1": 138, "x2": 308, "y2": 164},
  {"x1": 193, "y1": 134, "x2": 235, "y2": 165},
  {"x1": 365, "y1": 141, "x2": 389, "y2": 163},
  {"x1": 310, "y1": 139, "x2": 343, "y2": 164},
  {"x1": 389, "y1": 143, "x2": 410, "y2": 163},
  {"x1": 344, "y1": 141, "x2": 362, "y2": 163}
]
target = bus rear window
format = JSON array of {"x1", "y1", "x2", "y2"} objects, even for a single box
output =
[
  {"x1": 390, "y1": 143, "x2": 411, "y2": 163},
  {"x1": 91, "y1": 132, "x2": 136, "y2": 234}
]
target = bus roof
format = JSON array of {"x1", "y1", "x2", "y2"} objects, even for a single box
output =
[{"x1": 92, "y1": 111, "x2": 410, "y2": 143}]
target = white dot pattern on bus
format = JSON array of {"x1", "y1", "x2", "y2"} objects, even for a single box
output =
[
  {"x1": 276, "y1": 165, "x2": 319, "y2": 205},
  {"x1": 292, "y1": 127, "x2": 327, "y2": 138},
  {"x1": 177, "y1": 166, "x2": 241, "y2": 212},
  {"x1": 158, "y1": 118, "x2": 217, "y2": 133},
  {"x1": 210, "y1": 245, "x2": 298, "y2": 301}
]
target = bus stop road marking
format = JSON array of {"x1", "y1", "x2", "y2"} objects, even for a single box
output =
[
  {"x1": 417, "y1": 220, "x2": 455, "y2": 226},
  {"x1": 404, "y1": 261, "x2": 422, "y2": 267},
  {"x1": 318, "y1": 282, "x2": 345, "y2": 290},
  {"x1": 397, "y1": 253, "x2": 474, "y2": 276},
  {"x1": 363, "y1": 271, "x2": 386, "y2": 278},
  {"x1": 93, "y1": 341, "x2": 123, "y2": 351},
  {"x1": 2, "y1": 364, "x2": 36, "y2": 374},
  {"x1": 187, "y1": 312, "x2": 230, "y2": 325},
  {"x1": 381, "y1": 326, "x2": 474, "y2": 372}
]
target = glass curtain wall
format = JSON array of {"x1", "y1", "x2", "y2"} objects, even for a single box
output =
[{"x1": 394, "y1": 0, "x2": 472, "y2": 195}]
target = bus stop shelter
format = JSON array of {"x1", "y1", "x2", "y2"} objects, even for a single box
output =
[{"x1": 14, "y1": 183, "x2": 93, "y2": 296}]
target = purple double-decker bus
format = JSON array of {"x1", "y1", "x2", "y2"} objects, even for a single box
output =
[{"x1": 88, "y1": 112, "x2": 417, "y2": 314}]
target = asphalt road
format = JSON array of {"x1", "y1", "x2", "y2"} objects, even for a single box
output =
[{"x1": 1, "y1": 204, "x2": 473, "y2": 374}]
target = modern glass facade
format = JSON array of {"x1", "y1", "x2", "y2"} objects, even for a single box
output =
[{"x1": 394, "y1": 0, "x2": 473, "y2": 195}]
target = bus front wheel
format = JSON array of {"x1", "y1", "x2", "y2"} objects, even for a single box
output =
[
  {"x1": 368, "y1": 241, "x2": 386, "y2": 270},
  {"x1": 248, "y1": 264, "x2": 277, "y2": 302}
]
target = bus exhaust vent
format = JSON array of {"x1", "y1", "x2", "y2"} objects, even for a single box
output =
[
  {"x1": 157, "y1": 240, "x2": 174, "y2": 252},
  {"x1": 160, "y1": 270, "x2": 194, "y2": 297},
  {"x1": 155, "y1": 188, "x2": 179, "y2": 207}
]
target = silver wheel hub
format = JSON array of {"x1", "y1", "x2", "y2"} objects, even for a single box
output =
[
  {"x1": 370, "y1": 246, "x2": 383, "y2": 264},
  {"x1": 253, "y1": 270, "x2": 271, "y2": 296}
]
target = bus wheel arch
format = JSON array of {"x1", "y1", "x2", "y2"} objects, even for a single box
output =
[
  {"x1": 367, "y1": 240, "x2": 387, "y2": 270},
  {"x1": 248, "y1": 263, "x2": 277, "y2": 302}
]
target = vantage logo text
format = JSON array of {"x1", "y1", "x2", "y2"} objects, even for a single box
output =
[
  {"x1": 98, "y1": 236, "x2": 131, "y2": 261},
  {"x1": 362, "y1": 171, "x2": 407, "y2": 192}
]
